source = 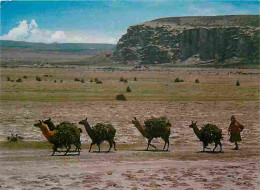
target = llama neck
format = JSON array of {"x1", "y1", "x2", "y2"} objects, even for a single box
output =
[
  {"x1": 192, "y1": 125, "x2": 201, "y2": 140},
  {"x1": 39, "y1": 124, "x2": 53, "y2": 139},
  {"x1": 133, "y1": 121, "x2": 146, "y2": 137},
  {"x1": 47, "y1": 121, "x2": 56, "y2": 130},
  {"x1": 83, "y1": 122, "x2": 94, "y2": 139}
]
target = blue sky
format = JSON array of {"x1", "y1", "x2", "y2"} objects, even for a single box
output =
[{"x1": 1, "y1": 0, "x2": 259, "y2": 44}]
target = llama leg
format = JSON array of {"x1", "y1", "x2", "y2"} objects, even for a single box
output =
[
  {"x1": 146, "y1": 139, "x2": 152, "y2": 151},
  {"x1": 219, "y1": 141, "x2": 222, "y2": 152},
  {"x1": 98, "y1": 143, "x2": 101, "y2": 152},
  {"x1": 113, "y1": 141, "x2": 117, "y2": 151},
  {"x1": 163, "y1": 140, "x2": 166, "y2": 150},
  {"x1": 213, "y1": 142, "x2": 218, "y2": 152},
  {"x1": 89, "y1": 142, "x2": 94, "y2": 152},
  {"x1": 65, "y1": 145, "x2": 71, "y2": 155},
  {"x1": 51, "y1": 145, "x2": 57, "y2": 156},
  {"x1": 166, "y1": 139, "x2": 170, "y2": 151},
  {"x1": 107, "y1": 141, "x2": 112, "y2": 152}
]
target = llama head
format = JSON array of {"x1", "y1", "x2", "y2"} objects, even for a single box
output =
[
  {"x1": 43, "y1": 117, "x2": 52, "y2": 125},
  {"x1": 79, "y1": 117, "x2": 88, "y2": 125},
  {"x1": 131, "y1": 117, "x2": 139, "y2": 125},
  {"x1": 189, "y1": 121, "x2": 197, "y2": 128}
]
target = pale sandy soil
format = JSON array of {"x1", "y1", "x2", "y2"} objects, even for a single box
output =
[{"x1": 0, "y1": 101, "x2": 259, "y2": 189}]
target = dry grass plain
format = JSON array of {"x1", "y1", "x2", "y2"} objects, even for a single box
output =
[{"x1": 0, "y1": 67, "x2": 259, "y2": 189}]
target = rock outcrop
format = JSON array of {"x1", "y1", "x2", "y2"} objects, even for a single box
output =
[{"x1": 113, "y1": 15, "x2": 259, "y2": 65}]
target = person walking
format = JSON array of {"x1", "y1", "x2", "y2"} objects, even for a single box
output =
[{"x1": 228, "y1": 115, "x2": 244, "y2": 150}]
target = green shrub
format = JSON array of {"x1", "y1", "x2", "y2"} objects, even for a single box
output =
[
  {"x1": 90, "y1": 79, "x2": 93, "y2": 82},
  {"x1": 195, "y1": 79, "x2": 200, "y2": 83},
  {"x1": 60, "y1": 80, "x2": 63, "y2": 83},
  {"x1": 126, "y1": 86, "x2": 131, "y2": 92},
  {"x1": 119, "y1": 77, "x2": 124, "y2": 82},
  {"x1": 96, "y1": 80, "x2": 103, "y2": 84},
  {"x1": 54, "y1": 80, "x2": 57, "y2": 83},
  {"x1": 7, "y1": 134, "x2": 24, "y2": 142},
  {"x1": 6, "y1": 76, "x2": 11, "y2": 81},
  {"x1": 36, "y1": 76, "x2": 41, "y2": 82},
  {"x1": 94, "y1": 78, "x2": 99, "y2": 83},
  {"x1": 116, "y1": 94, "x2": 126, "y2": 101},
  {"x1": 124, "y1": 79, "x2": 128, "y2": 83},
  {"x1": 23, "y1": 76, "x2": 28, "y2": 79},
  {"x1": 236, "y1": 80, "x2": 240, "y2": 86},
  {"x1": 81, "y1": 79, "x2": 85, "y2": 83},
  {"x1": 134, "y1": 77, "x2": 137, "y2": 81},
  {"x1": 16, "y1": 78, "x2": 22, "y2": 82},
  {"x1": 75, "y1": 78, "x2": 80, "y2": 82},
  {"x1": 174, "y1": 77, "x2": 184, "y2": 82}
]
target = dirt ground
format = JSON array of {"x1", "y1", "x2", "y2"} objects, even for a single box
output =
[
  {"x1": 0, "y1": 101, "x2": 259, "y2": 190},
  {"x1": 0, "y1": 68, "x2": 259, "y2": 189}
]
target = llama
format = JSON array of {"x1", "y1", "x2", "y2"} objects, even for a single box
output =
[
  {"x1": 78, "y1": 117, "x2": 116, "y2": 152},
  {"x1": 189, "y1": 121, "x2": 223, "y2": 152},
  {"x1": 131, "y1": 117, "x2": 171, "y2": 151},
  {"x1": 34, "y1": 120, "x2": 81, "y2": 155}
]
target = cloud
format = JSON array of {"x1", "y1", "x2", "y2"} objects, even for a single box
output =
[{"x1": 0, "y1": 19, "x2": 118, "y2": 44}]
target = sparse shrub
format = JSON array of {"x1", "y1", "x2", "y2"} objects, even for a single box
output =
[
  {"x1": 124, "y1": 79, "x2": 128, "y2": 83},
  {"x1": 36, "y1": 76, "x2": 41, "y2": 82},
  {"x1": 23, "y1": 76, "x2": 28, "y2": 79},
  {"x1": 96, "y1": 80, "x2": 103, "y2": 84},
  {"x1": 81, "y1": 79, "x2": 85, "y2": 83},
  {"x1": 126, "y1": 86, "x2": 131, "y2": 92},
  {"x1": 75, "y1": 78, "x2": 80, "y2": 82},
  {"x1": 134, "y1": 77, "x2": 137, "y2": 81},
  {"x1": 7, "y1": 134, "x2": 24, "y2": 142},
  {"x1": 174, "y1": 77, "x2": 184, "y2": 82},
  {"x1": 6, "y1": 76, "x2": 11, "y2": 81},
  {"x1": 11, "y1": 80, "x2": 14, "y2": 82},
  {"x1": 16, "y1": 78, "x2": 22, "y2": 82},
  {"x1": 94, "y1": 78, "x2": 99, "y2": 83},
  {"x1": 116, "y1": 94, "x2": 126, "y2": 101},
  {"x1": 119, "y1": 77, "x2": 124, "y2": 82},
  {"x1": 54, "y1": 80, "x2": 57, "y2": 83},
  {"x1": 90, "y1": 79, "x2": 93, "y2": 82},
  {"x1": 236, "y1": 80, "x2": 240, "y2": 86},
  {"x1": 195, "y1": 79, "x2": 200, "y2": 83},
  {"x1": 60, "y1": 80, "x2": 63, "y2": 83}
]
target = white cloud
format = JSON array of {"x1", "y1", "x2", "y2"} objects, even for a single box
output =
[{"x1": 1, "y1": 19, "x2": 118, "y2": 44}]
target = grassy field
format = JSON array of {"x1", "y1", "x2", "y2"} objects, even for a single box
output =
[{"x1": 1, "y1": 67, "x2": 259, "y2": 102}]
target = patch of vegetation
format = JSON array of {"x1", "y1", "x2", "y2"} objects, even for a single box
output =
[
  {"x1": 81, "y1": 79, "x2": 85, "y2": 83},
  {"x1": 16, "y1": 78, "x2": 22, "y2": 82},
  {"x1": 134, "y1": 77, "x2": 137, "y2": 81},
  {"x1": 119, "y1": 77, "x2": 125, "y2": 82},
  {"x1": 7, "y1": 134, "x2": 24, "y2": 142},
  {"x1": 6, "y1": 76, "x2": 11, "y2": 81},
  {"x1": 96, "y1": 80, "x2": 103, "y2": 84},
  {"x1": 60, "y1": 80, "x2": 63, "y2": 83},
  {"x1": 90, "y1": 79, "x2": 93, "y2": 82},
  {"x1": 124, "y1": 79, "x2": 128, "y2": 83},
  {"x1": 116, "y1": 94, "x2": 126, "y2": 101},
  {"x1": 23, "y1": 76, "x2": 28, "y2": 79},
  {"x1": 174, "y1": 77, "x2": 184, "y2": 82},
  {"x1": 36, "y1": 76, "x2": 41, "y2": 82},
  {"x1": 195, "y1": 79, "x2": 200, "y2": 83},
  {"x1": 236, "y1": 80, "x2": 240, "y2": 86},
  {"x1": 74, "y1": 78, "x2": 80, "y2": 82},
  {"x1": 126, "y1": 86, "x2": 131, "y2": 92},
  {"x1": 94, "y1": 78, "x2": 99, "y2": 83}
]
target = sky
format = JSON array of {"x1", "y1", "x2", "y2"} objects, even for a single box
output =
[{"x1": 0, "y1": 0, "x2": 259, "y2": 44}]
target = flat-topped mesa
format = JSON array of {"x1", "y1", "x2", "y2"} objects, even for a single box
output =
[{"x1": 113, "y1": 15, "x2": 259, "y2": 65}]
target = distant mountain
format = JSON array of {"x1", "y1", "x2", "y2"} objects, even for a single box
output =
[
  {"x1": 113, "y1": 15, "x2": 259, "y2": 66},
  {"x1": 0, "y1": 40, "x2": 116, "y2": 52}
]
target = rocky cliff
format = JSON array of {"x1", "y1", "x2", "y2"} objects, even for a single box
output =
[{"x1": 113, "y1": 15, "x2": 259, "y2": 65}]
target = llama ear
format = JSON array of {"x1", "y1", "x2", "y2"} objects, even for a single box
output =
[
  {"x1": 191, "y1": 121, "x2": 193, "y2": 124},
  {"x1": 195, "y1": 121, "x2": 197, "y2": 124},
  {"x1": 134, "y1": 117, "x2": 137, "y2": 120},
  {"x1": 48, "y1": 117, "x2": 51, "y2": 121},
  {"x1": 85, "y1": 117, "x2": 88, "y2": 120}
]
